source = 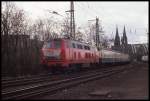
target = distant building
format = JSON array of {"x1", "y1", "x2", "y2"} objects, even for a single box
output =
[{"x1": 112, "y1": 26, "x2": 148, "y2": 61}]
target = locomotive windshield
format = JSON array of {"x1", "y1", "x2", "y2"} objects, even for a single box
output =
[
  {"x1": 43, "y1": 42, "x2": 52, "y2": 48},
  {"x1": 53, "y1": 40, "x2": 61, "y2": 48},
  {"x1": 42, "y1": 40, "x2": 62, "y2": 60},
  {"x1": 43, "y1": 40, "x2": 61, "y2": 49}
]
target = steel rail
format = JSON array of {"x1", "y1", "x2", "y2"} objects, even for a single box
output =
[{"x1": 2, "y1": 66, "x2": 133, "y2": 100}]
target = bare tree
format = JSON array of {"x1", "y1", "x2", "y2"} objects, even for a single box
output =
[
  {"x1": 60, "y1": 14, "x2": 70, "y2": 38},
  {"x1": 75, "y1": 28, "x2": 84, "y2": 42},
  {"x1": 44, "y1": 18, "x2": 54, "y2": 40},
  {"x1": 83, "y1": 23, "x2": 96, "y2": 45}
]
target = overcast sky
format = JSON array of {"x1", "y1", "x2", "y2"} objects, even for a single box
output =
[{"x1": 9, "y1": 1, "x2": 149, "y2": 44}]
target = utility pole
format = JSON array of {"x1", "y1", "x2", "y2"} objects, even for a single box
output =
[
  {"x1": 88, "y1": 17, "x2": 102, "y2": 50},
  {"x1": 96, "y1": 17, "x2": 100, "y2": 50},
  {"x1": 66, "y1": 1, "x2": 75, "y2": 40}
]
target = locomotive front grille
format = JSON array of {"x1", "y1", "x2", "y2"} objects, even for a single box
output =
[
  {"x1": 45, "y1": 56, "x2": 61, "y2": 60},
  {"x1": 43, "y1": 50, "x2": 61, "y2": 60}
]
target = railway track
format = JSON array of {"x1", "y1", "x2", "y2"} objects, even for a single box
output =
[
  {"x1": 1, "y1": 65, "x2": 115, "y2": 88},
  {"x1": 2, "y1": 73, "x2": 53, "y2": 88},
  {"x1": 2, "y1": 67, "x2": 99, "y2": 89},
  {"x1": 2, "y1": 73, "x2": 52, "y2": 81},
  {"x1": 2, "y1": 65, "x2": 134, "y2": 100}
]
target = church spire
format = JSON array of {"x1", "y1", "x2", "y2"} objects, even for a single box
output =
[
  {"x1": 114, "y1": 25, "x2": 120, "y2": 47},
  {"x1": 122, "y1": 25, "x2": 128, "y2": 45}
]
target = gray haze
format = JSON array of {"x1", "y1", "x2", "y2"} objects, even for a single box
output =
[{"x1": 12, "y1": 2, "x2": 148, "y2": 44}]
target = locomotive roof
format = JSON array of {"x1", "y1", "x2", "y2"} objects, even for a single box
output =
[
  {"x1": 101, "y1": 49, "x2": 129, "y2": 55},
  {"x1": 46, "y1": 38, "x2": 96, "y2": 47}
]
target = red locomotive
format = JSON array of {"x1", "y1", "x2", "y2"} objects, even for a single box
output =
[{"x1": 40, "y1": 38, "x2": 100, "y2": 72}]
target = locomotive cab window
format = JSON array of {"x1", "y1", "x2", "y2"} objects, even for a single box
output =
[
  {"x1": 72, "y1": 43, "x2": 76, "y2": 48},
  {"x1": 80, "y1": 45, "x2": 83, "y2": 49},
  {"x1": 77, "y1": 44, "x2": 83, "y2": 49},
  {"x1": 54, "y1": 40, "x2": 61, "y2": 48},
  {"x1": 43, "y1": 42, "x2": 52, "y2": 48},
  {"x1": 84, "y1": 45, "x2": 90, "y2": 50}
]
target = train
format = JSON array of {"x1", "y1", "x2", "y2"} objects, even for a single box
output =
[
  {"x1": 40, "y1": 38, "x2": 130, "y2": 72},
  {"x1": 100, "y1": 49, "x2": 130, "y2": 64}
]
